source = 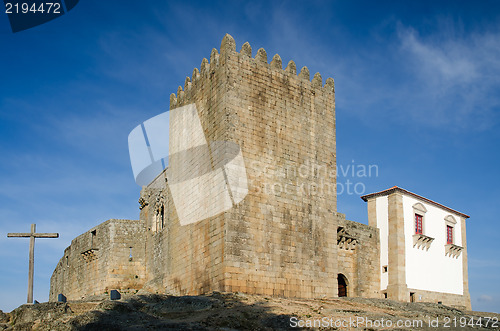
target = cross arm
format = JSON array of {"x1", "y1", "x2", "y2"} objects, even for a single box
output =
[
  {"x1": 7, "y1": 233, "x2": 59, "y2": 238},
  {"x1": 35, "y1": 233, "x2": 59, "y2": 238},
  {"x1": 7, "y1": 233, "x2": 31, "y2": 238}
]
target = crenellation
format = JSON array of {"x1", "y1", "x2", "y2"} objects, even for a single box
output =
[
  {"x1": 255, "y1": 47, "x2": 267, "y2": 64},
  {"x1": 220, "y1": 33, "x2": 236, "y2": 55},
  {"x1": 200, "y1": 58, "x2": 209, "y2": 77},
  {"x1": 298, "y1": 66, "x2": 310, "y2": 80},
  {"x1": 312, "y1": 72, "x2": 322, "y2": 88},
  {"x1": 240, "y1": 41, "x2": 252, "y2": 57},
  {"x1": 324, "y1": 77, "x2": 334, "y2": 92},
  {"x1": 285, "y1": 60, "x2": 296, "y2": 75},
  {"x1": 210, "y1": 48, "x2": 219, "y2": 69},
  {"x1": 176, "y1": 86, "x2": 184, "y2": 104},
  {"x1": 192, "y1": 67, "x2": 200, "y2": 83},
  {"x1": 184, "y1": 76, "x2": 191, "y2": 93},
  {"x1": 270, "y1": 54, "x2": 282, "y2": 70}
]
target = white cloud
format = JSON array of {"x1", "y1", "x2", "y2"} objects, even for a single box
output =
[
  {"x1": 395, "y1": 24, "x2": 500, "y2": 129},
  {"x1": 478, "y1": 294, "x2": 494, "y2": 302},
  {"x1": 399, "y1": 28, "x2": 478, "y2": 84}
]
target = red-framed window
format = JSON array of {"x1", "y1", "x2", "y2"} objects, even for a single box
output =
[
  {"x1": 446, "y1": 225, "x2": 453, "y2": 244},
  {"x1": 415, "y1": 214, "x2": 423, "y2": 234}
]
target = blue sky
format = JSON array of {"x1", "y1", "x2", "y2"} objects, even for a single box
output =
[{"x1": 0, "y1": 0, "x2": 499, "y2": 313}]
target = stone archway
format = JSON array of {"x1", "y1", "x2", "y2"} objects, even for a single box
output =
[{"x1": 338, "y1": 273, "x2": 348, "y2": 297}]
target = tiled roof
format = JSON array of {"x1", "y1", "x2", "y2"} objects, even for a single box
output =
[{"x1": 360, "y1": 186, "x2": 470, "y2": 219}]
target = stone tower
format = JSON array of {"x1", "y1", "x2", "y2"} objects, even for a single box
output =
[{"x1": 140, "y1": 33, "x2": 339, "y2": 298}]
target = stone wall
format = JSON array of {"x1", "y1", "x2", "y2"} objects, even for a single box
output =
[
  {"x1": 403, "y1": 288, "x2": 470, "y2": 310},
  {"x1": 222, "y1": 35, "x2": 338, "y2": 298},
  {"x1": 337, "y1": 215, "x2": 380, "y2": 298},
  {"x1": 49, "y1": 219, "x2": 146, "y2": 301}
]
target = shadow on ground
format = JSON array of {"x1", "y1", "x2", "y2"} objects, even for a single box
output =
[{"x1": 2, "y1": 292, "x2": 298, "y2": 330}]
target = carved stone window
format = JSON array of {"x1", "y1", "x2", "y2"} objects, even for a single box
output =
[
  {"x1": 337, "y1": 227, "x2": 357, "y2": 251},
  {"x1": 153, "y1": 205, "x2": 165, "y2": 233}
]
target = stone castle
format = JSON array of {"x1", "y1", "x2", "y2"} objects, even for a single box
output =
[{"x1": 49, "y1": 34, "x2": 471, "y2": 309}]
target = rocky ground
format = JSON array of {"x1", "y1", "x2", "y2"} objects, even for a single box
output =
[{"x1": 0, "y1": 292, "x2": 498, "y2": 330}]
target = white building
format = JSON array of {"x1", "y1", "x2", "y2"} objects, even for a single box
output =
[{"x1": 361, "y1": 186, "x2": 471, "y2": 308}]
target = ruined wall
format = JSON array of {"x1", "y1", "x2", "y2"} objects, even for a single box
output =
[
  {"x1": 404, "y1": 288, "x2": 470, "y2": 310},
  {"x1": 49, "y1": 219, "x2": 146, "y2": 301},
  {"x1": 137, "y1": 34, "x2": 339, "y2": 298},
  {"x1": 337, "y1": 216, "x2": 380, "y2": 299}
]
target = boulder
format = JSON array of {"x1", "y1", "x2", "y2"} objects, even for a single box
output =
[{"x1": 0, "y1": 310, "x2": 8, "y2": 323}]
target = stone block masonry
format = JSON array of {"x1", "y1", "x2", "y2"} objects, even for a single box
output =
[
  {"x1": 49, "y1": 219, "x2": 146, "y2": 301},
  {"x1": 142, "y1": 33, "x2": 340, "y2": 298},
  {"x1": 337, "y1": 215, "x2": 380, "y2": 299}
]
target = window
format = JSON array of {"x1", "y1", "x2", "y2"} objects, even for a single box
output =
[
  {"x1": 154, "y1": 205, "x2": 165, "y2": 232},
  {"x1": 91, "y1": 229, "x2": 96, "y2": 248},
  {"x1": 412, "y1": 203, "x2": 434, "y2": 250},
  {"x1": 446, "y1": 225, "x2": 453, "y2": 244},
  {"x1": 415, "y1": 214, "x2": 423, "y2": 234},
  {"x1": 412, "y1": 203, "x2": 427, "y2": 234},
  {"x1": 444, "y1": 215, "x2": 457, "y2": 245},
  {"x1": 160, "y1": 205, "x2": 165, "y2": 229},
  {"x1": 444, "y1": 215, "x2": 462, "y2": 257}
]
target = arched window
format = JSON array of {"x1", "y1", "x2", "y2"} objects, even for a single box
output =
[
  {"x1": 153, "y1": 204, "x2": 165, "y2": 232},
  {"x1": 160, "y1": 205, "x2": 165, "y2": 229},
  {"x1": 338, "y1": 273, "x2": 349, "y2": 297}
]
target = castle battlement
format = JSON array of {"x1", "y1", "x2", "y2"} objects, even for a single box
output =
[{"x1": 170, "y1": 34, "x2": 334, "y2": 109}]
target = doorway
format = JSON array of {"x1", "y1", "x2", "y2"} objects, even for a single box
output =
[{"x1": 338, "y1": 274, "x2": 348, "y2": 297}]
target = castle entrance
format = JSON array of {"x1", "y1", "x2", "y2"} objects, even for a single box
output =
[{"x1": 338, "y1": 273, "x2": 348, "y2": 297}]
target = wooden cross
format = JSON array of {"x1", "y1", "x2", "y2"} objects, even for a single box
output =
[{"x1": 7, "y1": 224, "x2": 59, "y2": 304}]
